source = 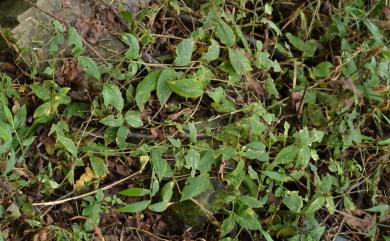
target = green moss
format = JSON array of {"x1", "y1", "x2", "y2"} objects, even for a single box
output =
[{"x1": 164, "y1": 200, "x2": 208, "y2": 233}]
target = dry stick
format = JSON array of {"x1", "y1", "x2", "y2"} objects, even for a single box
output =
[{"x1": 32, "y1": 171, "x2": 141, "y2": 207}]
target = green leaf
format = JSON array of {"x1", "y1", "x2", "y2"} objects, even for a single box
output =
[
  {"x1": 100, "y1": 114, "x2": 124, "y2": 127},
  {"x1": 235, "y1": 208, "x2": 261, "y2": 230},
  {"x1": 198, "y1": 150, "x2": 216, "y2": 174},
  {"x1": 305, "y1": 197, "x2": 325, "y2": 214},
  {"x1": 30, "y1": 83, "x2": 50, "y2": 101},
  {"x1": 208, "y1": 87, "x2": 236, "y2": 113},
  {"x1": 365, "y1": 203, "x2": 389, "y2": 219},
  {"x1": 149, "y1": 181, "x2": 175, "y2": 212},
  {"x1": 151, "y1": 150, "x2": 173, "y2": 181},
  {"x1": 220, "y1": 215, "x2": 236, "y2": 237},
  {"x1": 119, "y1": 188, "x2": 150, "y2": 197},
  {"x1": 274, "y1": 145, "x2": 298, "y2": 164},
  {"x1": 157, "y1": 68, "x2": 176, "y2": 106},
  {"x1": 13, "y1": 105, "x2": 27, "y2": 129},
  {"x1": 2, "y1": 103, "x2": 12, "y2": 126},
  {"x1": 248, "y1": 166, "x2": 259, "y2": 180},
  {"x1": 168, "y1": 137, "x2": 181, "y2": 148},
  {"x1": 296, "y1": 146, "x2": 311, "y2": 168},
  {"x1": 282, "y1": 191, "x2": 303, "y2": 213},
  {"x1": 186, "y1": 149, "x2": 200, "y2": 176},
  {"x1": 244, "y1": 142, "x2": 269, "y2": 161},
  {"x1": 168, "y1": 78, "x2": 203, "y2": 98},
  {"x1": 203, "y1": 39, "x2": 220, "y2": 61},
  {"x1": 215, "y1": 20, "x2": 236, "y2": 47},
  {"x1": 194, "y1": 66, "x2": 214, "y2": 86},
  {"x1": 77, "y1": 56, "x2": 101, "y2": 80},
  {"x1": 90, "y1": 156, "x2": 107, "y2": 177},
  {"x1": 265, "y1": 77, "x2": 279, "y2": 98},
  {"x1": 259, "y1": 228, "x2": 274, "y2": 241},
  {"x1": 64, "y1": 102, "x2": 89, "y2": 119},
  {"x1": 148, "y1": 201, "x2": 172, "y2": 212},
  {"x1": 68, "y1": 27, "x2": 84, "y2": 55},
  {"x1": 286, "y1": 33, "x2": 318, "y2": 57},
  {"x1": 238, "y1": 196, "x2": 264, "y2": 208},
  {"x1": 160, "y1": 181, "x2": 175, "y2": 203},
  {"x1": 102, "y1": 82, "x2": 124, "y2": 111},
  {"x1": 121, "y1": 33, "x2": 140, "y2": 59},
  {"x1": 262, "y1": 171, "x2": 286, "y2": 182},
  {"x1": 228, "y1": 48, "x2": 252, "y2": 75},
  {"x1": 286, "y1": 33, "x2": 305, "y2": 51},
  {"x1": 343, "y1": 195, "x2": 355, "y2": 211},
  {"x1": 208, "y1": 87, "x2": 224, "y2": 103},
  {"x1": 174, "y1": 37, "x2": 193, "y2": 66},
  {"x1": 187, "y1": 122, "x2": 197, "y2": 143},
  {"x1": 58, "y1": 135, "x2": 78, "y2": 157},
  {"x1": 135, "y1": 70, "x2": 161, "y2": 111},
  {"x1": 0, "y1": 121, "x2": 12, "y2": 154},
  {"x1": 303, "y1": 40, "x2": 319, "y2": 58},
  {"x1": 265, "y1": 3, "x2": 272, "y2": 14},
  {"x1": 116, "y1": 125, "x2": 129, "y2": 149},
  {"x1": 124, "y1": 110, "x2": 143, "y2": 128},
  {"x1": 261, "y1": 18, "x2": 282, "y2": 36},
  {"x1": 255, "y1": 51, "x2": 280, "y2": 72},
  {"x1": 118, "y1": 200, "x2": 150, "y2": 213},
  {"x1": 225, "y1": 160, "x2": 245, "y2": 189},
  {"x1": 3, "y1": 149, "x2": 16, "y2": 175},
  {"x1": 365, "y1": 19, "x2": 383, "y2": 44},
  {"x1": 180, "y1": 173, "x2": 211, "y2": 201},
  {"x1": 313, "y1": 62, "x2": 333, "y2": 78},
  {"x1": 325, "y1": 196, "x2": 335, "y2": 214},
  {"x1": 378, "y1": 137, "x2": 390, "y2": 145},
  {"x1": 212, "y1": 98, "x2": 236, "y2": 113}
]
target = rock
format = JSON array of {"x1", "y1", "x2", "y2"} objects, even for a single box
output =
[
  {"x1": 1, "y1": 0, "x2": 150, "y2": 71},
  {"x1": 0, "y1": 0, "x2": 33, "y2": 28},
  {"x1": 163, "y1": 180, "x2": 228, "y2": 234}
]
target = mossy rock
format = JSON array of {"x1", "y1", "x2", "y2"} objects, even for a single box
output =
[
  {"x1": 0, "y1": 0, "x2": 33, "y2": 28},
  {"x1": 6, "y1": 0, "x2": 146, "y2": 71},
  {"x1": 163, "y1": 180, "x2": 229, "y2": 234}
]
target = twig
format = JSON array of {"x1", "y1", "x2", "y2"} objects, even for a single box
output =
[
  {"x1": 126, "y1": 227, "x2": 171, "y2": 241},
  {"x1": 88, "y1": 129, "x2": 212, "y2": 140},
  {"x1": 32, "y1": 170, "x2": 142, "y2": 207}
]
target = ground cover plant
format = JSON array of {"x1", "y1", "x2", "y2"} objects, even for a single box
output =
[{"x1": 0, "y1": 0, "x2": 389, "y2": 240}]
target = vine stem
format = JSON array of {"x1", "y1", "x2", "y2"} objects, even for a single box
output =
[{"x1": 32, "y1": 171, "x2": 141, "y2": 207}]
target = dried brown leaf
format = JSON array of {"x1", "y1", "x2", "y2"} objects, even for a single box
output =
[
  {"x1": 343, "y1": 209, "x2": 376, "y2": 233},
  {"x1": 74, "y1": 167, "x2": 95, "y2": 190},
  {"x1": 291, "y1": 91, "x2": 305, "y2": 114},
  {"x1": 246, "y1": 78, "x2": 265, "y2": 97},
  {"x1": 383, "y1": 6, "x2": 390, "y2": 21}
]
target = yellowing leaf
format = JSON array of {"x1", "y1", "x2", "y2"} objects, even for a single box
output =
[{"x1": 74, "y1": 167, "x2": 95, "y2": 190}]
